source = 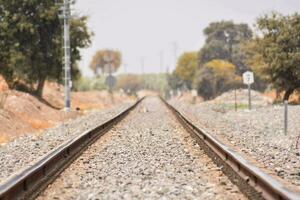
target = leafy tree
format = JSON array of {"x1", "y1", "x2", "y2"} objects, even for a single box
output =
[
  {"x1": 174, "y1": 52, "x2": 198, "y2": 89},
  {"x1": 90, "y1": 50, "x2": 122, "y2": 75},
  {"x1": 199, "y1": 21, "x2": 253, "y2": 74},
  {"x1": 240, "y1": 39, "x2": 268, "y2": 91},
  {"x1": 194, "y1": 59, "x2": 241, "y2": 99},
  {"x1": 247, "y1": 12, "x2": 300, "y2": 100},
  {"x1": 0, "y1": 0, "x2": 92, "y2": 96}
]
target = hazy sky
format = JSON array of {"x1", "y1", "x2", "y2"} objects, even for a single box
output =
[{"x1": 74, "y1": 0, "x2": 300, "y2": 77}]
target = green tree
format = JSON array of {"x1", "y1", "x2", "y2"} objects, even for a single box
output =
[
  {"x1": 174, "y1": 52, "x2": 198, "y2": 89},
  {"x1": 248, "y1": 12, "x2": 300, "y2": 100},
  {"x1": 194, "y1": 59, "x2": 241, "y2": 99},
  {"x1": 199, "y1": 21, "x2": 253, "y2": 74},
  {"x1": 90, "y1": 50, "x2": 122, "y2": 75},
  {"x1": 0, "y1": 0, "x2": 92, "y2": 96},
  {"x1": 240, "y1": 39, "x2": 268, "y2": 91}
]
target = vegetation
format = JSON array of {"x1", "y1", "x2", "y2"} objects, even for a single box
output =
[
  {"x1": 89, "y1": 50, "x2": 122, "y2": 75},
  {"x1": 170, "y1": 14, "x2": 300, "y2": 102},
  {"x1": 244, "y1": 12, "x2": 300, "y2": 100},
  {"x1": 199, "y1": 21, "x2": 252, "y2": 74},
  {"x1": 73, "y1": 76, "x2": 106, "y2": 91},
  {"x1": 194, "y1": 60, "x2": 241, "y2": 99},
  {"x1": 139, "y1": 73, "x2": 168, "y2": 94},
  {"x1": 0, "y1": 0, "x2": 92, "y2": 97},
  {"x1": 116, "y1": 73, "x2": 168, "y2": 95},
  {"x1": 174, "y1": 52, "x2": 198, "y2": 89},
  {"x1": 74, "y1": 73, "x2": 168, "y2": 96},
  {"x1": 0, "y1": 3, "x2": 299, "y2": 103},
  {"x1": 169, "y1": 21, "x2": 252, "y2": 98},
  {"x1": 116, "y1": 74, "x2": 142, "y2": 95}
]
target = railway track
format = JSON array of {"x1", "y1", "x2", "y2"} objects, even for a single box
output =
[
  {"x1": 160, "y1": 97, "x2": 300, "y2": 200},
  {"x1": 0, "y1": 96, "x2": 299, "y2": 200},
  {"x1": 0, "y1": 98, "x2": 143, "y2": 200}
]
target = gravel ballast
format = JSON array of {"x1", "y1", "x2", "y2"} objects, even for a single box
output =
[
  {"x1": 170, "y1": 98, "x2": 300, "y2": 188},
  {"x1": 0, "y1": 102, "x2": 133, "y2": 182},
  {"x1": 37, "y1": 97, "x2": 245, "y2": 200}
]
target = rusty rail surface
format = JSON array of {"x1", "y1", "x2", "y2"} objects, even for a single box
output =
[
  {"x1": 0, "y1": 98, "x2": 143, "y2": 200},
  {"x1": 161, "y1": 97, "x2": 300, "y2": 200}
]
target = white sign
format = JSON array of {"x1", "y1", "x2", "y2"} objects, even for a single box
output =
[
  {"x1": 191, "y1": 89, "x2": 197, "y2": 97},
  {"x1": 243, "y1": 71, "x2": 254, "y2": 85}
]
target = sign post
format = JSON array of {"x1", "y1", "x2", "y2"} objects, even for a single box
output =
[
  {"x1": 243, "y1": 71, "x2": 254, "y2": 110},
  {"x1": 284, "y1": 100, "x2": 288, "y2": 135},
  {"x1": 234, "y1": 89, "x2": 237, "y2": 111},
  {"x1": 191, "y1": 89, "x2": 197, "y2": 104}
]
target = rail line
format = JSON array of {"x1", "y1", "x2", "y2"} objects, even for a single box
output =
[
  {"x1": 160, "y1": 97, "x2": 300, "y2": 200},
  {"x1": 0, "y1": 98, "x2": 143, "y2": 200},
  {"x1": 0, "y1": 96, "x2": 299, "y2": 200}
]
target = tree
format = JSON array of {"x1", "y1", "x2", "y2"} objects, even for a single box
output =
[
  {"x1": 199, "y1": 21, "x2": 253, "y2": 74},
  {"x1": 247, "y1": 12, "x2": 300, "y2": 100},
  {"x1": 174, "y1": 52, "x2": 198, "y2": 89},
  {"x1": 194, "y1": 59, "x2": 241, "y2": 99},
  {"x1": 0, "y1": 0, "x2": 92, "y2": 96},
  {"x1": 167, "y1": 72, "x2": 184, "y2": 91},
  {"x1": 240, "y1": 39, "x2": 268, "y2": 91},
  {"x1": 90, "y1": 50, "x2": 122, "y2": 75}
]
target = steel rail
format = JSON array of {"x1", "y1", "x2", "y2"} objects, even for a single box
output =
[
  {"x1": 161, "y1": 97, "x2": 300, "y2": 200},
  {"x1": 0, "y1": 98, "x2": 144, "y2": 200}
]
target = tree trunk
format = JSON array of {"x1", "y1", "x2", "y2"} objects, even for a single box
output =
[
  {"x1": 283, "y1": 88, "x2": 294, "y2": 101},
  {"x1": 35, "y1": 76, "x2": 46, "y2": 97}
]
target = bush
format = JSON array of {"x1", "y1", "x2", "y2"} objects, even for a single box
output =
[
  {"x1": 73, "y1": 77, "x2": 106, "y2": 91},
  {"x1": 194, "y1": 59, "x2": 242, "y2": 100}
]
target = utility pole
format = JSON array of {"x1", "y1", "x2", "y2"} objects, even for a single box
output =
[{"x1": 61, "y1": 0, "x2": 71, "y2": 112}]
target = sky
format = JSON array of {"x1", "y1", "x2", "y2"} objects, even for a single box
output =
[{"x1": 74, "y1": 0, "x2": 300, "y2": 77}]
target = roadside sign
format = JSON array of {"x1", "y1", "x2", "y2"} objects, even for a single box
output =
[
  {"x1": 243, "y1": 71, "x2": 254, "y2": 85},
  {"x1": 191, "y1": 89, "x2": 197, "y2": 104},
  {"x1": 243, "y1": 71, "x2": 254, "y2": 110},
  {"x1": 105, "y1": 75, "x2": 116, "y2": 89},
  {"x1": 191, "y1": 89, "x2": 197, "y2": 97}
]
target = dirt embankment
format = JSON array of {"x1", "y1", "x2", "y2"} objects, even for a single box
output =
[
  {"x1": 0, "y1": 78, "x2": 133, "y2": 145},
  {"x1": 43, "y1": 82, "x2": 133, "y2": 110},
  {"x1": 0, "y1": 90, "x2": 78, "y2": 144}
]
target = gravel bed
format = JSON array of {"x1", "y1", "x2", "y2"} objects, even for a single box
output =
[
  {"x1": 170, "y1": 99, "x2": 300, "y2": 188},
  {"x1": 37, "y1": 97, "x2": 245, "y2": 200},
  {"x1": 0, "y1": 102, "x2": 133, "y2": 182}
]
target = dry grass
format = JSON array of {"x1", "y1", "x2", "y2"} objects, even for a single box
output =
[
  {"x1": 0, "y1": 92, "x2": 8, "y2": 109},
  {"x1": 264, "y1": 90, "x2": 300, "y2": 104},
  {"x1": 0, "y1": 135, "x2": 8, "y2": 145}
]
